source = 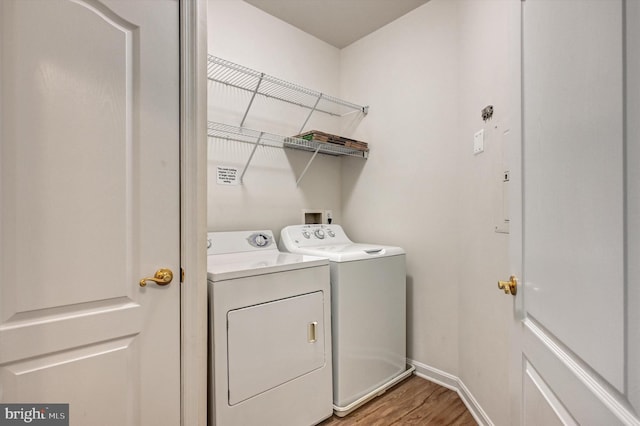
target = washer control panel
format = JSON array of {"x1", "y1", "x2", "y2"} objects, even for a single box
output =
[{"x1": 281, "y1": 224, "x2": 351, "y2": 247}]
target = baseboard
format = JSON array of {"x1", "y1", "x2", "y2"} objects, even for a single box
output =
[{"x1": 407, "y1": 359, "x2": 494, "y2": 426}]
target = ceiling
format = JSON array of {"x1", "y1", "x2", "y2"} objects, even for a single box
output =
[{"x1": 243, "y1": 0, "x2": 430, "y2": 49}]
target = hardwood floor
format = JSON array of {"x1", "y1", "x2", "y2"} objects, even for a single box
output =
[{"x1": 318, "y1": 375, "x2": 477, "y2": 426}]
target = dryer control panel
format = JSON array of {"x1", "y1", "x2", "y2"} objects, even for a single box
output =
[
  {"x1": 247, "y1": 232, "x2": 273, "y2": 248},
  {"x1": 208, "y1": 230, "x2": 276, "y2": 255}
]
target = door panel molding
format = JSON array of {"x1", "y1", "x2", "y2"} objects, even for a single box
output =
[
  {"x1": 524, "y1": 318, "x2": 637, "y2": 425},
  {"x1": 522, "y1": 0, "x2": 625, "y2": 393},
  {"x1": 0, "y1": 301, "x2": 140, "y2": 364},
  {"x1": 1, "y1": 336, "x2": 138, "y2": 424},
  {"x1": 1, "y1": 297, "x2": 137, "y2": 327},
  {"x1": 2, "y1": 335, "x2": 135, "y2": 375},
  {"x1": 523, "y1": 360, "x2": 575, "y2": 426},
  {"x1": 1, "y1": 0, "x2": 139, "y2": 318}
]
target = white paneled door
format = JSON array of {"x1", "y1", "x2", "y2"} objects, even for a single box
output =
[
  {"x1": 0, "y1": 0, "x2": 180, "y2": 425},
  {"x1": 512, "y1": 0, "x2": 639, "y2": 424}
]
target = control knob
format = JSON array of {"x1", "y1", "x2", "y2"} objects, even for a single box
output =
[
  {"x1": 302, "y1": 231, "x2": 311, "y2": 239},
  {"x1": 254, "y1": 234, "x2": 269, "y2": 247},
  {"x1": 327, "y1": 230, "x2": 335, "y2": 237},
  {"x1": 314, "y1": 229, "x2": 325, "y2": 239}
]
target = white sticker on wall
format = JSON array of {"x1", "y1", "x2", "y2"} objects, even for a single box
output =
[{"x1": 217, "y1": 166, "x2": 239, "y2": 185}]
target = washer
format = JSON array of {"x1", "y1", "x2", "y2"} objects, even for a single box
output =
[
  {"x1": 207, "y1": 230, "x2": 333, "y2": 426},
  {"x1": 280, "y1": 224, "x2": 414, "y2": 417}
]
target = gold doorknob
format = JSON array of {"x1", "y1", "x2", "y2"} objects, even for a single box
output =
[
  {"x1": 139, "y1": 268, "x2": 174, "y2": 287},
  {"x1": 498, "y1": 275, "x2": 518, "y2": 296}
]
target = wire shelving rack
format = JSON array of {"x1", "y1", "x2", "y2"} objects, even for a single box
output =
[{"x1": 207, "y1": 55, "x2": 369, "y2": 185}]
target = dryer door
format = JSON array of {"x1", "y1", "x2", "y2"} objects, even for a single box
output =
[{"x1": 227, "y1": 291, "x2": 326, "y2": 405}]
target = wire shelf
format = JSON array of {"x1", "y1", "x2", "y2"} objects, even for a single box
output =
[
  {"x1": 208, "y1": 122, "x2": 368, "y2": 159},
  {"x1": 207, "y1": 55, "x2": 368, "y2": 118}
]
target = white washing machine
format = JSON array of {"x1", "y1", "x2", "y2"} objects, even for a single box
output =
[
  {"x1": 280, "y1": 224, "x2": 414, "y2": 417},
  {"x1": 207, "y1": 230, "x2": 333, "y2": 426}
]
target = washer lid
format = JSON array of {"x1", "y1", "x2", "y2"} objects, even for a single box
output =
[
  {"x1": 286, "y1": 243, "x2": 405, "y2": 262},
  {"x1": 207, "y1": 251, "x2": 328, "y2": 281}
]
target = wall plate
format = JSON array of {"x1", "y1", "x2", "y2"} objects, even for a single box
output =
[{"x1": 474, "y1": 129, "x2": 484, "y2": 154}]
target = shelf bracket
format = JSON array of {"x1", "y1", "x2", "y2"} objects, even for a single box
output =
[
  {"x1": 240, "y1": 131, "x2": 264, "y2": 183},
  {"x1": 295, "y1": 143, "x2": 322, "y2": 186},
  {"x1": 240, "y1": 72, "x2": 264, "y2": 127},
  {"x1": 299, "y1": 93, "x2": 323, "y2": 133}
]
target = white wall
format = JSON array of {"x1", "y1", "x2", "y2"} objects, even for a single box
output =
[
  {"x1": 455, "y1": 2, "x2": 512, "y2": 425},
  {"x1": 208, "y1": 1, "x2": 514, "y2": 424},
  {"x1": 207, "y1": 0, "x2": 350, "y2": 233},
  {"x1": 339, "y1": 0, "x2": 461, "y2": 376},
  {"x1": 340, "y1": 1, "x2": 512, "y2": 424}
]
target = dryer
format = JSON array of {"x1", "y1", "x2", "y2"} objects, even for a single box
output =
[
  {"x1": 207, "y1": 230, "x2": 333, "y2": 426},
  {"x1": 280, "y1": 224, "x2": 414, "y2": 417}
]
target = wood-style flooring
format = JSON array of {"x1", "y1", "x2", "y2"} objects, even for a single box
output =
[{"x1": 318, "y1": 375, "x2": 477, "y2": 426}]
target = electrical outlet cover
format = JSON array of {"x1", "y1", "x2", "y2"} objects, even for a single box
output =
[{"x1": 474, "y1": 129, "x2": 484, "y2": 154}]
